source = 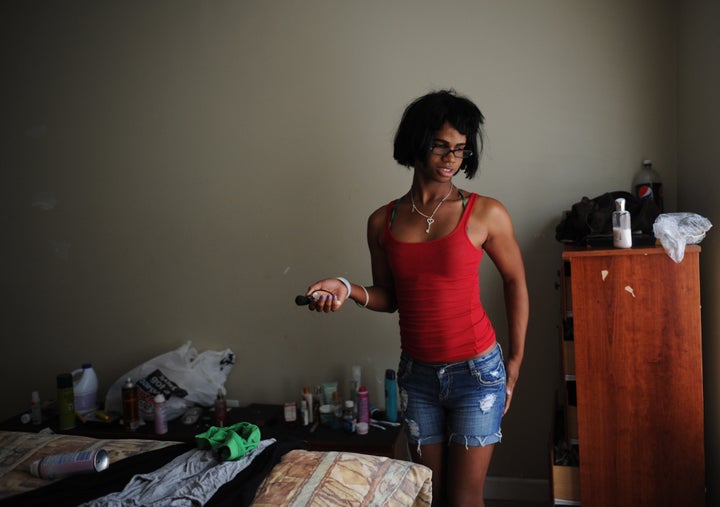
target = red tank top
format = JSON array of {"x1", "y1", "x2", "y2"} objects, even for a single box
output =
[{"x1": 382, "y1": 192, "x2": 496, "y2": 363}]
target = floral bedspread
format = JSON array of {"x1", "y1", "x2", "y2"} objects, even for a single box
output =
[{"x1": 251, "y1": 449, "x2": 432, "y2": 507}]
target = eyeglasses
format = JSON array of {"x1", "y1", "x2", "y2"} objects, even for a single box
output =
[{"x1": 429, "y1": 145, "x2": 473, "y2": 159}]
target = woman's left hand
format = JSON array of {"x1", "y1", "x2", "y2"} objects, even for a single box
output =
[{"x1": 504, "y1": 358, "x2": 521, "y2": 415}]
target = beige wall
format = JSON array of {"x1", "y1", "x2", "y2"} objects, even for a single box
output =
[
  {"x1": 679, "y1": 1, "x2": 720, "y2": 505},
  {"x1": 3, "y1": 0, "x2": 704, "y2": 488}
]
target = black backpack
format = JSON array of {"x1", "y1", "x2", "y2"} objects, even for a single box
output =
[{"x1": 555, "y1": 191, "x2": 660, "y2": 244}]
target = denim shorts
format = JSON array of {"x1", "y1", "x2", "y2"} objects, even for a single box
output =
[{"x1": 397, "y1": 343, "x2": 506, "y2": 448}]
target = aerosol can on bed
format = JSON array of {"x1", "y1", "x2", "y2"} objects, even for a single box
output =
[{"x1": 30, "y1": 449, "x2": 109, "y2": 479}]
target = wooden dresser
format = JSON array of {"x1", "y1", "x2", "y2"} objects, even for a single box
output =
[{"x1": 559, "y1": 245, "x2": 705, "y2": 506}]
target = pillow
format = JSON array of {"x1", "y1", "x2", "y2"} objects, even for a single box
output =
[{"x1": 251, "y1": 449, "x2": 432, "y2": 506}]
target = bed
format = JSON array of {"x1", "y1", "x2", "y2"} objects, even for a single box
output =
[{"x1": 0, "y1": 429, "x2": 432, "y2": 506}]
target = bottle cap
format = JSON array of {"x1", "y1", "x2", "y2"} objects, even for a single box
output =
[
  {"x1": 154, "y1": 393, "x2": 165, "y2": 403},
  {"x1": 356, "y1": 422, "x2": 369, "y2": 435},
  {"x1": 615, "y1": 198, "x2": 626, "y2": 212},
  {"x1": 345, "y1": 400, "x2": 354, "y2": 408},
  {"x1": 385, "y1": 369, "x2": 396, "y2": 380},
  {"x1": 31, "y1": 391, "x2": 40, "y2": 403}
]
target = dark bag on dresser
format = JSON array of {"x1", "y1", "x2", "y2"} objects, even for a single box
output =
[{"x1": 555, "y1": 190, "x2": 660, "y2": 245}]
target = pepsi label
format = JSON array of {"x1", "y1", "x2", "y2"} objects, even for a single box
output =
[{"x1": 635, "y1": 182, "x2": 664, "y2": 212}]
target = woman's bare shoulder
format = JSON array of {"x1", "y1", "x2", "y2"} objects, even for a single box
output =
[
  {"x1": 461, "y1": 191, "x2": 508, "y2": 217},
  {"x1": 368, "y1": 202, "x2": 390, "y2": 224}
]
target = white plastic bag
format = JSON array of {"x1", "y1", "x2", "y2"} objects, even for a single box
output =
[
  {"x1": 105, "y1": 341, "x2": 235, "y2": 421},
  {"x1": 653, "y1": 213, "x2": 712, "y2": 263}
]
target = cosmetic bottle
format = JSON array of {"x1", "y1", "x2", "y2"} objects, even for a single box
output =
[
  {"x1": 384, "y1": 369, "x2": 398, "y2": 422},
  {"x1": 356, "y1": 386, "x2": 369, "y2": 435},
  {"x1": 612, "y1": 198, "x2": 632, "y2": 248},
  {"x1": 121, "y1": 378, "x2": 139, "y2": 431},
  {"x1": 154, "y1": 394, "x2": 168, "y2": 435},
  {"x1": 57, "y1": 373, "x2": 76, "y2": 430},
  {"x1": 302, "y1": 386, "x2": 314, "y2": 424},
  {"x1": 214, "y1": 389, "x2": 227, "y2": 428},
  {"x1": 31, "y1": 391, "x2": 42, "y2": 425}
]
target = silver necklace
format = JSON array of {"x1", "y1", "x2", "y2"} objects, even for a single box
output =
[{"x1": 410, "y1": 183, "x2": 454, "y2": 233}]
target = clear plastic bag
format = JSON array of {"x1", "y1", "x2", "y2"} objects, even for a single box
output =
[{"x1": 652, "y1": 213, "x2": 712, "y2": 263}]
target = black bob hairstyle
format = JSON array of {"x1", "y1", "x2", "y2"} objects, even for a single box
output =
[{"x1": 393, "y1": 89, "x2": 485, "y2": 179}]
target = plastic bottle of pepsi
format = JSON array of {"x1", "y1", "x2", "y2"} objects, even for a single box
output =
[{"x1": 633, "y1": 159, "x2": 663, "y2": 212}]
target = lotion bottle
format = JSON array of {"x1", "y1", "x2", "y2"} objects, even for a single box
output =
[
  {"x1": 612, "y1": 198, "x2": 632, "y2": 248},
  {"x1": 302, "y1": 386, "x2": 314, "y2": 424},
  {"x1": 153, "y1": 393, "x2": 168, "y2": 435}
]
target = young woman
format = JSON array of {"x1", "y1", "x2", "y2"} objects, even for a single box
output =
[{"x1": 304, "y1": 90, "x2": 529, "y2": 507}]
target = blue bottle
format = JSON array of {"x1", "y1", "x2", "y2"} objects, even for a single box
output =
[{"x1": 384, "y1": 369, "x2": 398, "y2": 422}]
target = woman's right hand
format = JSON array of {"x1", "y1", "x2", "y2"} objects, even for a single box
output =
[{"x1": 305, "y1": 278, "x2": 349, "y2": 313}]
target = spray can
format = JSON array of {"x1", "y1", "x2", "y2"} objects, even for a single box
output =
[
  {"x1": 384, "y1": 369, "x2": 398, "y2": 423},
  {"x1": 356, "y1": 386, "x2": 369, "y2": 435},
  {"x1": 30, "y1": 449, "x2": 109, "y2": 479},
  {"x1": 121, "y1": 378, "x2": 140, "y2": 431},
  {"x1": 349, "y1": 365, "x2": 361, "y2": 418},
  {"x1": 154, "y1": 394, "x2": 168, "y2": 435},
  {"x1": 56, "y1": 373, "x2": 76, "y2": 430}
]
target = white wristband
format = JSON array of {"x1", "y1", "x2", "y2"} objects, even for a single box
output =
[
  {"x1": 357, "y1": 285, "x2": 369, "y2": 308},
  {"x1": 336, "y1": 277, "x2": 352, "y2": 302}
]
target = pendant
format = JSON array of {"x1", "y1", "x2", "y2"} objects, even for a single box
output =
[{"x1": 425, "y1": 218, "x2": 434, "y2": 233}]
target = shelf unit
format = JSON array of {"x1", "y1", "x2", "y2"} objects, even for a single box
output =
[{"x1": 551, "y1": 259, "x2": 581, "y2": 505}]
